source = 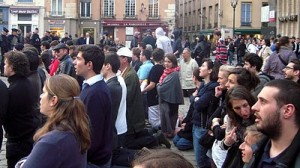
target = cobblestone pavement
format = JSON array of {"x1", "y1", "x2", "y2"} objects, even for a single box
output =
[{"x1": 0, "y1": 77, "x2": 196, "y2": 167}]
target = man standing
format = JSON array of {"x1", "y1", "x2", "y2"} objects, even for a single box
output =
[
  {"x1": 0, "y1": 78, "x2": 8, "y2": 150},
  {"x1": 213, "y1": 31, "x2": 227, "y2": 65},
  {"x1": 142, "y1": 29, "x2": 156, "y2": 49},
  {"x1": 85, "y1": 32, "x2": 94, "y2": 44},
  {"x1": 283, "y1": 59, "x2": 300, "y2": 84},
  {"x1": 0, "y1": 28, "x2": 9, "y2": 76},
  {"x1": 53, "y1": 43, "x2": 75, "y2": 77},
  {"x1": 61, "y1": 32, "x2": 71, "y2": 44},
  {"x1": 250, "y1": 80, "x2": 300, "y2": 167},
  {"x1": 7, "y1": 28, "x2": 20, "y2": 51},
  {"x1": 179, "y1": 48, "x2": 199, "y2": 98},
  {"x1": 3, "y1": 51, "x2": 39, "y2": 168},
  {"x1": 30, "y1": 28, "x2": 41, "y2": 54},
  {"x1": 130, "y1": 32, "x2": 139, "y2": 49},
  {"x1": 74, "y1": 45, "x2": 113, "y2": 168}
]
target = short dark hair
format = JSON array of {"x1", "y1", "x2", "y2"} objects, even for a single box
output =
[
  {"x1": 229, "y1": 68, "x2": 260, "y2": 91},
  {"x1": 22, "y1": 49, "x2": 39, "y2": 71},
  {"x1": 265, "y1": 79, "x2": 300, "y2": 126},
  {"x1": 104, "y1": 52, "x2": 120, "y2": 73},
  {"x1": 152, "y1": 48, "x2": 164, "y2": 62},
  {"x1": 165, "y1": 53, "x2": 178, "y2": 67},
  {"x1": 290, "y1": 59, "x2": 300, "y2": 71},
  {"x1": 41, "y1": 41, "x2": 50, "y2": 49},
  {"x1": 264, "y1": 39, "x2": 271, "y2": 47},
  {"x1": 77, "y1": 45, "x2": 104, "y2": 74},
  {"x1": 142, "y1": 49, "x2": 152, "y2": 60},
  {"x1": 108, "y1": 47, "x2": 117, "y2": 53},
  {"x1": 214, "y1": 30, "x2": 221, "y2": 36},
  {"x1": 226, "y1": 85, "x2": 256, "y2": 126},
  {"x1": 244, "y1": 53, "x2": 263, "y2": 72},
  {"x1": 139, "y1": 42, "x2": 146, "y2": 50},
  {"x1": 4, "y1": 51, "x2": 30, "y2": 77}
]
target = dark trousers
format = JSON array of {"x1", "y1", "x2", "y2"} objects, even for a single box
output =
[
  {"x1": 182, "y1": 89, "x2": 195, "y2": 97},
  {"x1": 160, "y1": 100, "x2": 179, "y2": 135},
  {"x1": 6, "y1": 139, "x2": 33, "y2": 168},
  {"x1": 123, "y1": 129, "x2": 158, "y2": 150}
]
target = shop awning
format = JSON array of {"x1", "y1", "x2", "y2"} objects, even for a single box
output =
[{"x1": 234, "y1": 28, "x2": 261, "y2": 35}]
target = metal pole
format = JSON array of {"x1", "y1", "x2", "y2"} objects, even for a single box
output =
[{"x1": 233, "y1": 7, "x2": 235, "y2": 38}]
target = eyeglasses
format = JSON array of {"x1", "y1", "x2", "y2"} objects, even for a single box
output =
[{"x1": 284, "y1": 66, "x2": 294, "y2": 70}]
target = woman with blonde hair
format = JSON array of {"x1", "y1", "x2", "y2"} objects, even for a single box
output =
[{"x1": 18, "y1": 74, "x2": 91, "y2": 168}]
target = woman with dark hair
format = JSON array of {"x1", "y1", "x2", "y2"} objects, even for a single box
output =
[
  {"x1": 263, "y1": 36, "x2": 297, "y2": 79},
  {"x1": 157, "y1": 53, "x2": 184, "y2": 138},
  {"x1": 258, "y1": 39, "x2": 272, "y2": 69},
  {"x1": 18, "y1": 74, "x2": 91, "y2": 168},
  {"x1": 225, "y1": 68, "x2": 260, "y2": 93},
  {"x1": 220, "y1": 85, "x2": 256, "y2": 168},
  {"x1": 192, "y1": 58, "x2": 219, "y2": 167}
]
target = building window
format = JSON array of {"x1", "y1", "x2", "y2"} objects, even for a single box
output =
[
  {"x1": 125, "y1": 0, "x2": 135, "y2": 17},
  {"x1": 18, "y1": 14, "x2": 32, "y2": 21},
  {"x1": 51, "y1": 0, "x2": 63, "y2": 16},
  {"x1": 148, "y1": 0, "x2": 158, "y2": 17},
  {"x1": 104, "y1": 0, "x2": 114, "y2": 17},
  {"x1": 241, "y1": 3, "x2": 251, "y2": 26},
  {"x1": 18, "y1": 0, "x2": 33, "y2": 2},
  {"x1": 81, "y1": 2, "x2": 91, "y2": 18}
]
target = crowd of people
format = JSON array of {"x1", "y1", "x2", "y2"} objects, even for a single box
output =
[{"x1": 0, "y1": 25, "x2": 300, "y2": 168}]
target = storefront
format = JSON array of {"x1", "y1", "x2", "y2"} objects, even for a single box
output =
[
  {"x1": 102, "y1": 20, "x2": 168, "y2": 48},
  {"x1": 9, "y1": 7, "x2": 41, "y2": 35}
]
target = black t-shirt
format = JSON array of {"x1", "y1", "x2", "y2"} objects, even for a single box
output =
[{"x1": 147, "y1": 64, "x2": 164, "y2": 106}]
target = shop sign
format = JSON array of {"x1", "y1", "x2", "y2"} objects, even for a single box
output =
[
  {"x1": 102, "y1": 21, "x2": 164, "y2": 27},
  {"x1": 10, "y1": 8, "x2": 39, "y2": 14}
]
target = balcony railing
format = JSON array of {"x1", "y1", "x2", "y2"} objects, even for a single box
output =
[
  {"x1": 123, "y1": 14, "x2": 138, "y2": 19},
  {"x1": 49, "y1": 11, "x2": 64, "y2": 17},
  {"x1": 101, "y1": 14, "x2": 116, "y2": 19},
  {"x1": 241, "y1": 22, "x2": 251, "y2": 26},
  {"x1": 147, "y1": 15, "x2": 160, "y2": 20}
]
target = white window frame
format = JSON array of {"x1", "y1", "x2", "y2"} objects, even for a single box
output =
[
  {"x1": 51, "y1": 0, "x2": 63, "y2": 16},
  {"x1": 148, "y1": 0, "x2": 159, "y2": 18},
  {"x1": 80, "y1": 2, "x2": 91, "y2": 18},
  {"x1": 125, "y1": 0, "x2": 136, "y2": 17},
  {"x1": 241, "y1": 3, "x2": 252, "y2": 26},
  {"x1": 103, "y1": 0, "x2": 115, "y2": 17}
]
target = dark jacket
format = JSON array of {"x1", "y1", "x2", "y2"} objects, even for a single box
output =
[
  {"x1": 192, "y1": 81, "x2": 219, "y2": 127},
  {"x1": 237, "y1": 42, "x2": 246, "y2": 57},
  {"x1": 85, "y1": 37, "x2": 94, "y2": 44},
  {"x1": 56, "y1": 54, "x2": 76, "y2": 77},
  {"x1": 61, "y1": 37, "x2": 71, "y2": 44},
  {"x1": 177, "y1": 98, "x2": 194, "y2": 141},
  {"x1": 246, "y1": 130, "x2": 300, "y2": 168},
  {"x1": 130, "y1": 36, "x2": 138, "y2": 49},
  {"x1": 7, "y1": 34, "x2": 20, "y2": 50},
  {"x1": 0, "y1": 34, "x2": 9, "y2": 55},
  {"x1": 80, "y1": 79, "x2": 113, "y2": 166},
  {"x1": 0, "y1": 79, "x2": 8, "y2": 148},
  {"x1": 121, "y1": 66, "x2": 145, "y2": 134},
  {"x1": 142, "y1": 35, "x2": 156, "y2": 49},
  {"x1": 172, "y1": 29, "x2": 183, "y2": 58},
  {"x1": 76, "y1": 37, "x2": 86, "y2": 45},
  {"x1": 4, "y1": 75, "x2": 39, "y2": 142},
  {"x1": 106, "y1": 76, "x2": 122, "y2": 149}
]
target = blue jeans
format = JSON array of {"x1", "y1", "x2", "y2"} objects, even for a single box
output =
[
  {"x1": 193, "y1": 125, "x2": 210, "y2": 168},
  {"x1": 173, "y1": 135, "x2": 193, "y2": 151},
  {"x1": 228, "y1": 51, "x2": 234, "y2": 64}
]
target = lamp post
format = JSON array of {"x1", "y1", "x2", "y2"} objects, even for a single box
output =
[{"x1": 231, "y1": 0, "x2": 238, "y2": 38}]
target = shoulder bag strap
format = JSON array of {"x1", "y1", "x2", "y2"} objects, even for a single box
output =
[{"x1": 278, "y1": 54, "x2": 288, "y2": 66}]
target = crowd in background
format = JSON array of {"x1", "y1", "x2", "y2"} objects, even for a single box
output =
[{"x1": 0, "y1": 26, "x2": 300, "y2": 168}]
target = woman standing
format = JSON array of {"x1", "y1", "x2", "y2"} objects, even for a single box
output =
[
  {"x1": 263, "y1": 36, "x2": 297, "y2": 79},
  {"x1": 258, "y1": 39, "x2": 272, "y2": 69},
  {"x1": 157, "y1": 53, "x2": 184, "y2": 138},
  {"x1": 19, "y1": 74, "x2": 91, "y2": 168}
]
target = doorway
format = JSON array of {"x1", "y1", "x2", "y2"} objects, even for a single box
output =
[{"x1": 19, "y1": 24, "x2": 32, "y2": 34}]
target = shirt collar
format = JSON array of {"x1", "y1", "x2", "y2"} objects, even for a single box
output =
[{"x1": 83, "y1": 74, "x2": 103, "y2": 86}]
